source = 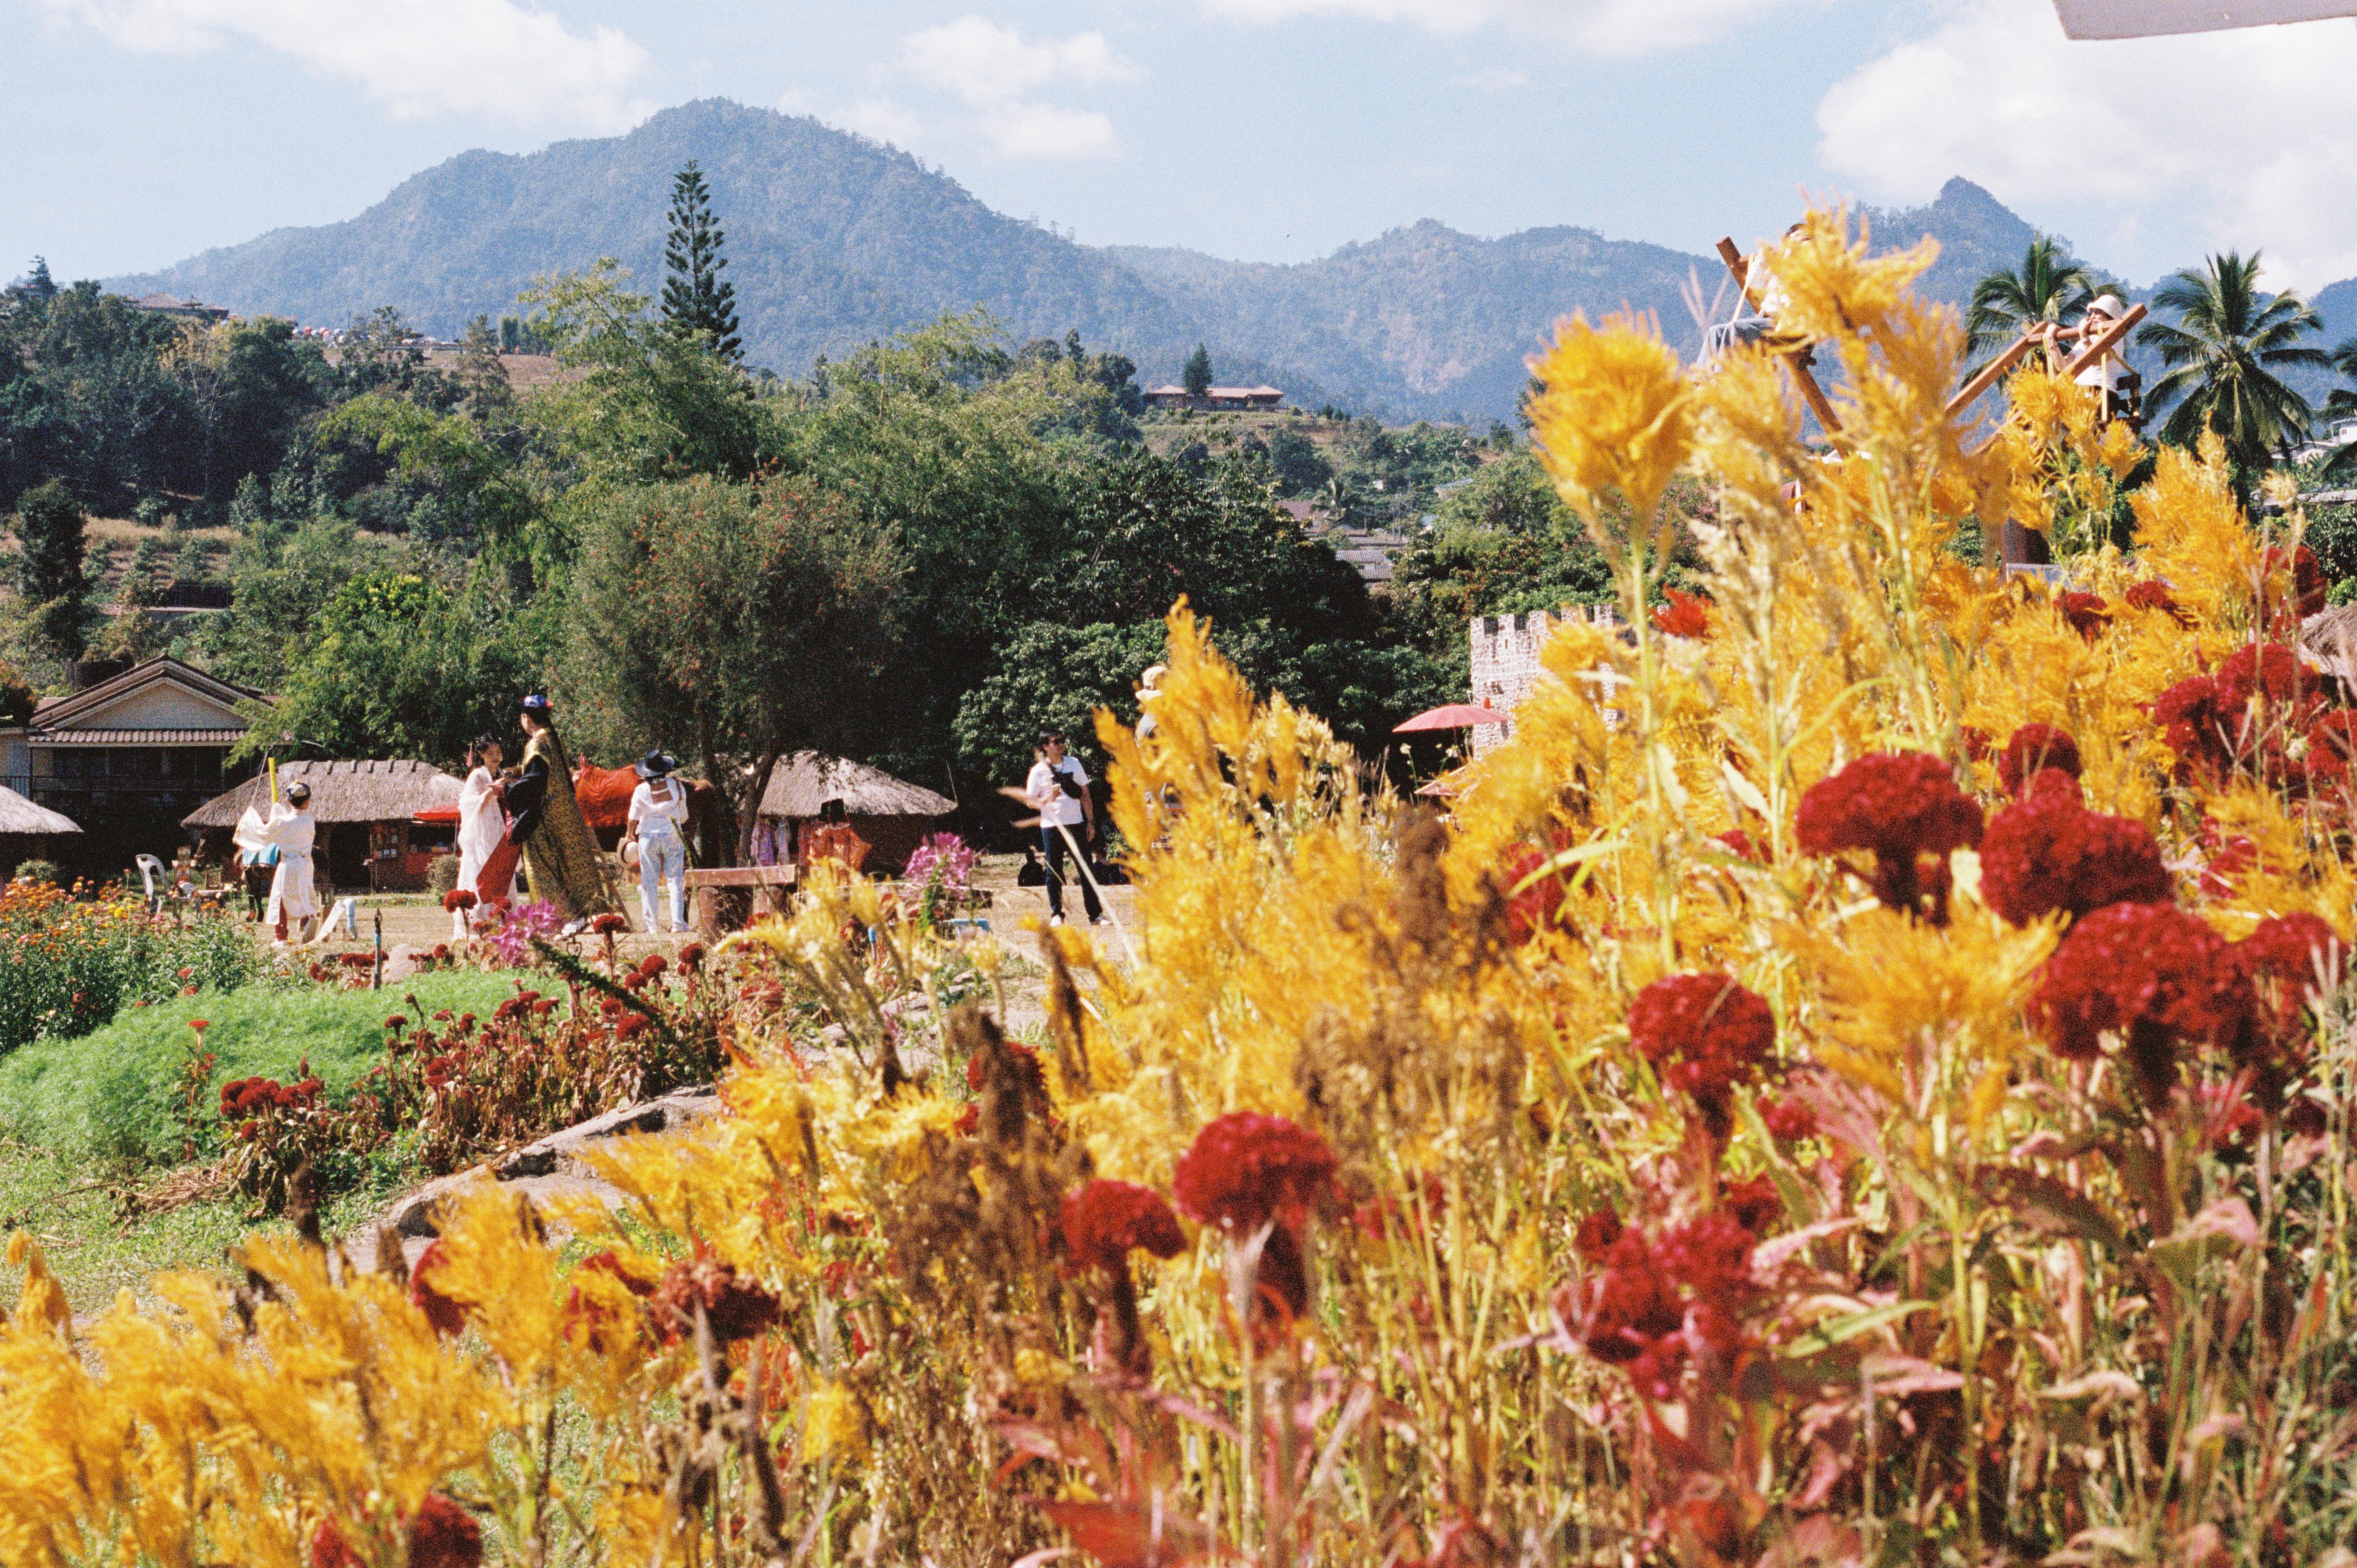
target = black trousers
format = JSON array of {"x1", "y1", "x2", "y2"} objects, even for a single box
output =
[{"x1": 1040, "y1": 822, "x2": 1101, "y2": 921}]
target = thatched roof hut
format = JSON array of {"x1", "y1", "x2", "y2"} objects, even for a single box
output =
[
  {"x1": 756, "y1": 752, "x2": 955, "y2": 875},
  {"x1": 758, "y1": 752, "x2": 955, "y2": 820},
  {"x1": 183, "y1": 759, "x2": 461, "y2": 829},
  {"x1": 1, "y1": 784, "x2": 80, "y2": 876},
  {"x1": 183, "y1": 760, "x2": 463, "y2": 892},
  {"x1": 0, "y1": 786, "x2": 80, "y2": 838}
]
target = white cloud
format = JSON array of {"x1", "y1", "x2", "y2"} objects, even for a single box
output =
[
  {"x1": 1816, "y1": 0, "x2": 2357, "y2": 287},
  {"x1": 1194, "y1": 0, "x2": 1820, "y2": 56},
  {"x1": 895, "y1": 16, "x2": 1141, "y2": 159},
  {"x1": 31, "y1": 0, "x2": 649, "y2": 128},
  {"x1": 843, "y1": 95, "x2": 926, "y2": 148},
  {"x1": 1449, "y1": 65, "x2": 1530, "y2": 90}
]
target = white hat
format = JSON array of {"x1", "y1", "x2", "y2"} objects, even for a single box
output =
[{"x1": 2087, "y1": 294, "x2": 2125, "y2": 318}]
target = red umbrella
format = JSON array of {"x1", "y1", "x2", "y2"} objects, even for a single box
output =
[{"x1": 1393, "y1": 703, "x2": 1508, "y2": 735}]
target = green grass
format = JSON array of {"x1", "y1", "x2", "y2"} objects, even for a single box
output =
[{"x1": 0, "y1": 971, "x2": 520, "y2": 1163}]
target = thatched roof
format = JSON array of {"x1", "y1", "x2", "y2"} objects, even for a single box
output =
[
  {"x1": 2303, "y1": 604, "x2": 2357, "y2": 686},
  {"x1": 758, "y1": 752, "x2": 955, "y2": 820},
  {"x1": 0, "y1": 786, "x2": 80, "y2": 837},
  {"x1": 182, "y1": 759, "x2": 461, "y2": 829}
]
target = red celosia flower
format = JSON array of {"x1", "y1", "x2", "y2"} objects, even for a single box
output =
[
  {"x1": 338, "y1": 952, "x2": 374, "y2": 969},
  {"x1": 614, "y1": 1014, "x2": 651, "y2": 1041},
  {"x1": 1978, "y1": 786, "x2": 2170, "y2": 928},
  {"x1": 1996, "y1": 723, "x2": 2082, "y2": 797},
  {"x1": 1573, "y1": 1207, "x2": 1623, "y2": 1262},
  {"x1": 649, "y1": 1252, "x2": 782, "y2": 1344},
  {"x1": 1564, "y1": 1211, "x2": 1762, "y2": 1399},
  {"x1": 2125, "y1": 578, "x2": 2191, "y2": 626},
  {"x1": 1501, "y1": 844, "x2": 1567, "y2": 944},
  {"x1": 1062, "y1": 1179, "x2": 1188, "y2": 1272},
  {"x1": 2236, "y1": 913, "x2": 2347, "y2": 1048},
  {"x1": 1720, "y1": 1174, "x2": 1780, "y2": 1234},
  {"x1": 1796, "y1": 752, "x2": 1982, "y2": 921},
  {"x1": 638, "y1": 953, "x2": 669, "y2": 979},
  {"x1": 1761, "y1": 1094, "x2": 1816, "y2": 1142},
  {"x1": 2058, "y1": 591, "x2": 2112, "y2": 642},
  {"x1": 1627, "y1": 973, "x2": 1775, "y2": 1135},
  {"x1": 2030, "y1": 902, "x2": 2253, "y2": 1102},
  {"x1": 410, "y1": 1240, "x2": 469, "y2": 1338},
  {"x1": 589, "y1": 913, "x2": 628, "y2": 935},
  {"x1": 2308, "y1": 711, "x2": 2357, "y2": 783},
  {"x1": 310, "y1": 1518, "x2": 360, "y2": 1568},
  {"x1": 1171, "y1": 1112, "x2": 1338, "y2": 1232},
  {"x1": 406, "y1": 1495, "x2": 484, "y2": 1568},
  {"x1": 2217, "y1": 640, "x2": 2313, "y2": 708},
  {"x1": 188, "y1": 1019, "x2": 209, "y2": 1033},
  {"x1": 1714, "y1": 828, "x2": 1767, "y2": 864},
  {"x1": 1652, "y1": 586, "x2": 1712, "y2": 638},
  {"x1": 2262, "y1": 544, "x2": 2328, "y2": 621},
  {"x1": 1958, "y1": 725, "x2": 1994, "y2": 762},
  {"x1": 442, "y1": 889, "x2": 477, "y2": 913},
  {"x1": 383, "y1": 1015, "x2": 406, "y2": 1034},
  {"x1": 677, "y1": 942, "x2": 706, "y2": 971}
]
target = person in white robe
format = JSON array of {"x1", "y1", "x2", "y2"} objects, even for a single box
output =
[
  {"x1": 237, "y1": 779, "x2": 319, "y2": 946},
  {"x1": 454, "y1": 733, "x2": 511, "y2": 937}
]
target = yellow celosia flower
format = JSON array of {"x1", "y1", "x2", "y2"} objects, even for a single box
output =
[
  {"x1": 804, "y1": 1380, "x2": 868, "y2": 1471},
  {"x1": 1526, "y1": 310, "x2": 1694, "y2": 539}
]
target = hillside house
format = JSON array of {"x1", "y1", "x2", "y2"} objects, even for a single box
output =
[
  {"x1": 130, "y1": 293, "x2": 232, "y2": 325},
  {"x1": 0, "y1": 656, "x2": 262, "y2": 873},
  {"x1": 1144, "y1": 384, "x2": 1285, "y2": 411}
]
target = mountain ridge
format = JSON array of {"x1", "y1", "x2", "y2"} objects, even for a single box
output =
[{"x1": 107, "y1": 100, "x2": 2356, "y2": 422}]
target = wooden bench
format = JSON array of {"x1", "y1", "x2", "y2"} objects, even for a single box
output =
[{"x1": 683, "y1": 863, "x2": 798, "y2": 936}]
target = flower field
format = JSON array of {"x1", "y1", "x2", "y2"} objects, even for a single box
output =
[
  {"x1": 0, "y1": 880, "x2": 256, "y2": 1054},
  {"x1": 5, "y1": 211, "x2": 2357, "y2": 1567}
]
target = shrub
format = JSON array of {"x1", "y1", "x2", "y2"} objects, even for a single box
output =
[
  {"x1": 427, "y1": 852, "x2": 460, "y2": 896},
  {"x1": 12, "y1": 859, "x2": 60, "y2": 888},
  {"x1": 0, "y1": 882, "x2": 256, "y2": 1054}
]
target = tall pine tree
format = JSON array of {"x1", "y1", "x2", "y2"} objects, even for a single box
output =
[
  {"x1": 1182, "y1": 343, "x2": 1213, "y2": 397},
  {"x1": 662, "y1": 162, "x2": 742, "y2": 363}
]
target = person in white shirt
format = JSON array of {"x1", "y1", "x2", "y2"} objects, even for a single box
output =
[
  {"x1": 1024, "y1": 727, "x2": 1103, "y2": 926},
  {"x1": 256, "y1": 780, "x2": 319, "y2": 947},
  {"x1": 454, "y1": 733, "x2": 510, "y2": 937},
  {"x1": 2074, "y1": 294, "x2": 2138, "y2": 423},
  {"x1": 626, "y1": 750, "x2": 692, "y2": 934}
]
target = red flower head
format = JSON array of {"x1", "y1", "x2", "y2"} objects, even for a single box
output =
[
  {"x1": 383, "y1": 1015, "x2": 406, "y2": 1034},
  {"x1": 310, "y1": 1518, "x2": 360, "y2": 1568},
  {"x1": 589, "y1": 912, "x2": 628, "y2": 935},
  {"x1": 1562, "y1": 1211, "x2": 1761, "y2": 1399},
  {"x1": 2307, "y1": 711, "x2": 2357, "y2": 784},
  {"x1": 1796, "y1": 752, "x2": 1982, "y2": 922},
  {"x1": 2030, "y1": 902, "x2": 2253, "y2": 1103},
  {"x1": 2262, "y1": 543, "x2": 2329, "y2": 621},
  {"x1": 2217, "y1": 640, "x2": 2314, "y2": 709},
  {"x1": 2058, "y1": 591, "x2": 2112, "y2": 642},
  {"x1": 2236, "y1": 913, "x2": 2347, "y2": 1050},
  {"x1": 1501, "y1": 843, "x2": 1567, "y2": 944},
  {"x1": 1978, "y1": 786, "x2": 2171, "y2": 928},
  {"x1": 406, "y1": 1495, "x2": 484, "y2": 1568},
  {"x1": 1714, "y1": 828, "x2": 1768, "y2": 865},
  {"x1": 1172, "y1": 1112, "x2": 1338, "y2": 1233},
  {"x1": 2153, "y1": 673, "x2": 2239, "y2": 781},
  {"x1": 1652, "y1": 586, "x2": 1712, "y2": 638},
  {"x1": 410, "y1": 1240, "x2": 469, "y2": 1338},
  {"x1": 188, "y1": 1019, "x2": 209, "y2": 1034},
  {"x1": 2125, "y1": 578, "x2": 2191, "y2": 626},
  {"x1": 1761, "y1": 1094, "x2": 1816, "y2": 1142},
  {"x1": 338, "y1": 952, "x2": 375, "y2": 969},
  {"x1": 1062, "y1": 1179, "x2": 1188, "y2": 1272},
  {"x1": 1719, "y1": 1174, "x2": 1781, "y2": 1235},
  {"x1": 1573, "y1": 1207, "x2": 1624, "y2": 1262},
  {"x1": 637, "y1": 953, "x2": 669, "y2": 979},
  {"x1": 677, "y1": 941, "x2": 706, "y2": 972},
  {"x1": 1627, "y1": 972, "x2": 1775, "y2": 1135},
  {"x1": 442, "y1": 889, "x2": 478, "y2": 913},
  {"x1": 649, "y1": 1252, "x2": 782, "y2": 1344},
  {"x1": 1996, "y1": 723, "x2": 2082, "y2": 798}
]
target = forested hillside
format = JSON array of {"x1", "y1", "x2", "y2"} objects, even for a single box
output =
[{"x1": 111, "y1": 100, "x2": 2114, "y2": 421}]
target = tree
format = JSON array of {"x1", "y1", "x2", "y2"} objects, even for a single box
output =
[
  {"x1": 9, "y1": 479, "x2": 91, "y2": 659},
  {"x1": 952, "y1": 620, "x2": 1166, "y2": 785},
  {"x1": 561, "y1": 477, "x2": 903, "y2": 860},
  {"x1": 1966, "y1": 235, "x2": 2094, "y2": 360},
  {"x1": 661, "y1": 162, "x2": 742, "y2": 363},
  {"x1": 1182, "y1": 343, "x2": 1213, "y2": 398},
  {"x1": 2317, "y1": 336, "x2": 2357, "y2": 485},
  {"x1": 2138, "y1": 251, "x2": 2328, "y2": 496},
  {"x1": 20, "y1": 258, "x2": 56, "y2": 309}
]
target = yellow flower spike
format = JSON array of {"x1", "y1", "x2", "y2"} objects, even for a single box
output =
[
  {"x1": 803, "y1": 1380, "x2": 870, "y2": 1472},
  {"x1": 1526, "y1": 309, "x2": 1695, "y2": 544},
  {"x1": 421, "y1": 1183, "x2": 571, "y2": 1387},
  {"x1": 9, "y1": 1231, "x2": 73, "y2": 1342},
  {"x1": 1764, "y1": 205, "x2": 1938, "y2": 347}
]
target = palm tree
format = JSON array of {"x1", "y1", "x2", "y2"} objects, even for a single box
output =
[
  {"x1": 2137, "y1": 251, "x2": 2328, "y2": 495},
  {"x1": 2319, "y1": 336, "x2": 2357, "y2": 485},
  {"x1": 1967, "y1": 234, "x2": 2095, "y2": 362}
]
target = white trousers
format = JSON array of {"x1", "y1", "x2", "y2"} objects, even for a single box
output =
[{"x1": 638, "y1": 832, "x2": 686, "y2": 933}]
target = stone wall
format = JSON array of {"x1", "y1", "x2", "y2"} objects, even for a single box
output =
[{"x1": 1467, "y1": 603, "x2": 1623, "y2": 756}]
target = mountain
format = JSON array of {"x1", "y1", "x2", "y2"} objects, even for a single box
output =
[{"x1": 109, "y1": 100, "x2": 2352, "y2": 423}]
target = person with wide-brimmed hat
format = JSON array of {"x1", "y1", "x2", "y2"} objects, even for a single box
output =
[
  {"x1": 626, "y1": 749, "x2": 691, "y2": 934},
  {"x1": 503, "y1": 693, "x2": 615, "y2": 926}
]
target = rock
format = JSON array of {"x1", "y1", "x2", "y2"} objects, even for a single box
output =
[{"x1": 376, "y1": 1084, "x2": 722, "y2": 1239}]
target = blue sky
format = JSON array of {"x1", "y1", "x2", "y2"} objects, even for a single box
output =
[{"x1": 8, "y1": 0, "x2": 2357, "y2": 290}]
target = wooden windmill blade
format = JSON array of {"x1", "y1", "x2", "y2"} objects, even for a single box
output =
[
  {"x1": 1713, "y1": 237, "x2": 1845, "y2": 436},
  {"x1": 2053, "y1": 0, "x2": 2357, "y2": 35}
]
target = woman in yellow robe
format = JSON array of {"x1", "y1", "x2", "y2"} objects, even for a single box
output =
[{"x1": 503, "y1": 695, "x2": 616, "y2": 924}]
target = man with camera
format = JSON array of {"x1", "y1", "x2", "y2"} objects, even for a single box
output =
[{"x1": 1025, "y1": 727, "x2": 1104, "y2": 927}]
